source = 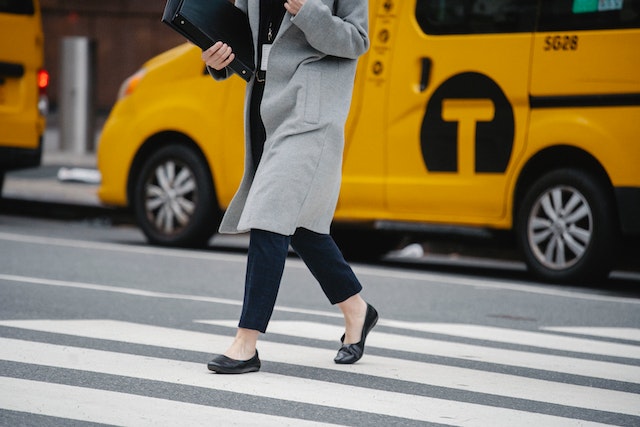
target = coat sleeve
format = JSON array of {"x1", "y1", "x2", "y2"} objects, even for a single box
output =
[
  {"x1": 290, "y1": 0, "x2": 369, "y2": 59},
  {"x1": 234, "y1": 0, "x2": 247, "y2": 14}
]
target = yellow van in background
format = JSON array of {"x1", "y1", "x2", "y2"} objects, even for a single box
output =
[
  {"x1": 0, "y1": 0, "x2": 48, "y2": 194},
  {"x1": 97, "y1": 0, "x2": 640, "y2": 283}
]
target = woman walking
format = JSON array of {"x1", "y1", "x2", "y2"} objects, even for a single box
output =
[{"x1": 202, "y1": 0, "x2": 376, "y2": 374}]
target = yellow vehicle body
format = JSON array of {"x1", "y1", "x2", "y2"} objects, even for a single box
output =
[
  {"x1": 98, "y1": 0, "x2": 640, "y2": 282},
  {"x1": 98, "y1": 44, "x2": 246, "y2": 209},
  {"x1": 0, "y1": 0, "x2": 46, "y2": 178}
]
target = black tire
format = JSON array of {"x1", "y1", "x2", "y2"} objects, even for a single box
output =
[
  {"x1": 132, "y1": 144, "x2": 220, "y2": 248},
  {"x1": 0, "y1": 171, "x2": 5, "y2": 198},
  {"x1": 516, "y1": 168, "x2": 617, "y2": 283}
]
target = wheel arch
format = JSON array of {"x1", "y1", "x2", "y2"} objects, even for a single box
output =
[
  {"x1": 126, "y1": 131, "x2": 221, "y2": 214},
  {"x1": 513, "y1": 145, "x2": 618, "y2": 228}
]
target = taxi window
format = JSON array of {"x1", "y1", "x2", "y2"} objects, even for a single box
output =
[
  {"x1": 415, "y1": 0, "x2": 538, "y2": 35},
  {"x1": 0, "y1": 0, "x2": 35, "y2": 15},
  {"x1": 538, "y1": 0, "x2": 640, "y2": 30}
]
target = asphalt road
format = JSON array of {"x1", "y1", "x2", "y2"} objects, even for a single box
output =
[{"x1": 1, "y1": 212, "x2": 639, "y2": 426}]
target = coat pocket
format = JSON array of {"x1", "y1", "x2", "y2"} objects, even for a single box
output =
[{"x1": 304, "y1": 70, "x2": 321, "y2": 124}]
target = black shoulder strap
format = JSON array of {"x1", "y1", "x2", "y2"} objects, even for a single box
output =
[{"x1": 333, "y1": 0, "x2": 338, "y2": 15}]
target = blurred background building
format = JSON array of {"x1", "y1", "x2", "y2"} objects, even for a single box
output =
[{"x1": 42, "y1": 0, "x2": 184, "y2": 113}]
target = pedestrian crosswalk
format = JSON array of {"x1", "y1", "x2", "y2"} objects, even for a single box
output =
[
  {"x1": 203, "y1": 320, "x2": 640, "y2": 381},
  {"x1": 1, "y1": 319, "x2": 639, "y2": 426},
  {"x1": 1, "y1": 377, "x2": 329, "y2": 427}
]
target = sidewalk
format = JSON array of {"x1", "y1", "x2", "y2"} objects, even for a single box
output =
[{"x1": 2, "y1": 121, "x2": 103, "y2": 207}]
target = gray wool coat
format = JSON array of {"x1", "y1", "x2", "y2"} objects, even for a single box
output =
[{"x1": 212, "y1": 0, "x2": 369, "y2": 236}]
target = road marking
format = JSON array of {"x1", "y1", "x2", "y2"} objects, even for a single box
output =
[
  {"x1": 1, "y1": 232, "x2": 639, "y2": 304},
  {"x1": 375, "y1": 322, "x2": 640, "y2": 359},
  {"x1": 541, "y1": 327, "x2": 640, "y2": 342},
  {"x1": 0, "y1": 320, "x2": 640, "y2": 384},
  {"x1": 0, "y1": 273, "x2": 344, "y2": 319},
  {"x1": 0, "y1": 376, "x2": 334, "y2": 427},
  {"x1": 1, "y1": 321, "x2": 639, "y2": 416},
  {"x1": 0, "y1": 339, "x2": 616, "y2": 426},
  {"x1": 0, "y1": 273, "x2": 248, "y2": 312},
  {"x1": 297, "y1": 320, "x2": 640, "y2": 358},
  {"x1": 351, "y1": 265, "x2": 640, "y2": 304},
  {"x1": 202, "y1": 320, "x2": 640, "y2": 383},
  {"x1": 3, "y1": 272, "x2": 640, "y2": 341},
  {"x1": 0, "y1": 231, "x2": 245, "y2": 263}
]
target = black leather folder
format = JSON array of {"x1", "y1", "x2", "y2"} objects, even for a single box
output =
[{"x1": 162, "y1": 0, "x2": 255, "y2": 81}]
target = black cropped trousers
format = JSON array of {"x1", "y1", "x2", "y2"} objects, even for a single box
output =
[{"x1": 238, "y1": 228, "x2": 363, "y2": 333}]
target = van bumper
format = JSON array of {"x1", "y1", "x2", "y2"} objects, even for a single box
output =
[
  {"x1": 615, "y1": 187, "x2": 640, "y2": 235},
  {"x1": 0, "y1": 137, "x2": 43, "y2": 171}
]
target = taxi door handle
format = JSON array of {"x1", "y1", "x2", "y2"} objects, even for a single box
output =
[
  {"x1": 0, "y1": 61, "x2": 25, "y2": 78},
  {"x1": 420, "y1": 57, "x2": 432, "y2": 92}
]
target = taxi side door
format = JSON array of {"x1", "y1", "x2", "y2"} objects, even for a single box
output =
[{"x1": 382, "y1": 0, "x2": 538, "y2": 227}]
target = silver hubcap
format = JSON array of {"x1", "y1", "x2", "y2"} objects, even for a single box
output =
[
  {"x1": 527, "y1": 185, "x2": 593, "y2": 270},
  {"x1": 144, "y1": 160, "x2": 197, "y2": 235}
]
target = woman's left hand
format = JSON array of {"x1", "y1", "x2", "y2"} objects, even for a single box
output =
[{"x1": 284, "y1": 0, "x2": 306, "y2": 15}]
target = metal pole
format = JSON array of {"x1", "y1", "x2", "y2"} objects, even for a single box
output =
[{"x1": 59, "y1": 37, "x2": 96, "y2": 154}]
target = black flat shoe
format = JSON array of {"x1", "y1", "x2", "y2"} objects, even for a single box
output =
[
  {"x1": 334, "y1": 303, "x2": 378, "y2": 365},
  {"x1": 207, "y1": 350, "x2": 261, "y2": 374}
]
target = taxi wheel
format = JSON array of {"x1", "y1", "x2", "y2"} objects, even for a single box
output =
[
  {"x1": 132, "y1": 144, "x2": 219, "y2": 248},
  {"x1": 516, "y1": 168, "x2": 617, "y2": 284}
]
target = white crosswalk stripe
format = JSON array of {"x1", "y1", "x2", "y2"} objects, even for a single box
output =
[
  {"x1": 1, "y1": 377, "x2": 334, "y2": 427},
  {"x1": 379, "y1": 322, "x2": 640, "y2": 358},
  {"x1": 202, "y1": 320, "x2": 640, "y2": 383},
  {"x1": 1, "y1": 319, "x2": 639, "y2": 426},
  {"x1": 541, "y1": 327, "x2": 640, "y2": 342}
]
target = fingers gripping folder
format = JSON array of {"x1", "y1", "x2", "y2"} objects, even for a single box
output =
[{"x1": 162, "y1": 0, "x2": 255, "y2": 81}]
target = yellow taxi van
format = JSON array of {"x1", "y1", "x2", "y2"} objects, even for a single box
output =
[
  {"x1": 0, "y1": 0, "x2": 48, "y2": 192},
  {"x1": 97, "y1": 0, "x2": 640, "y2": 283}
]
